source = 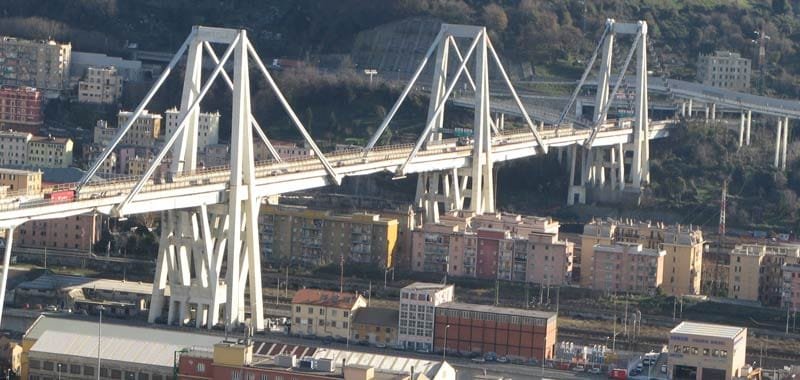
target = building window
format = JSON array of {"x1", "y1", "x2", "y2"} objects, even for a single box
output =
[
  {"x1": 138, "y1": 373, "x2": 149, "y2": 380},
  {"x1": 43, "y1": 362, "x2": 54, "y2": 371},
  {"x1": 111, "y1": 369, "x2": 122, "y2": 379},
  {"x1": 29, "y1": 360, "x2": 41, "y2": 370},
  {"x1": 70, "y1": 365, "x2": 81, "y2": 374},
  {"x1": 232, "y1": 371, "x2": 243, "y2": 380},
  {"x1": 343, "y1": 322, "x2": 349, "y2": 328},
  {"x1": 196, "y1": 363, "x2": 205, "y2": 372},
  {"x1": 100, "y1": 368, "x2": 109, "y2": 378},
  {"x1": 83, "y1": 366, "x2": 95, "y2": 376},
  {"x1": 125, "y1": 371, "x2": 136, "y2": 380}
]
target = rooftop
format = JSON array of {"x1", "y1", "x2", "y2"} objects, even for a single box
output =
[
  {"x1": 352, "y1": 307, "x2": 399, "y2": 327},
  {"x1": 291, "y1": 289, "x2": 364, "y2": 310},
  {"x1": 17, "y1": 273, "x2": 158, "y2": 295},
  {"x1": 401, "y1": 282, "x2": 453, "y2": 292},
  {"x1": 26, "y1": 316, "x2": 220, "y2": 369},
  {"x1": 437, "y1": 302, "x2": 556, "y2": 320},
  {"x1": 594, "y1": 242, "x2": 665, "y2": 257},
  {"x1": 670, "y1": 321, "x2": 745, "y2": 340}
]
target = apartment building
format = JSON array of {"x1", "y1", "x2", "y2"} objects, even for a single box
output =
[
  {"x1": 0, "y1": 130, "x2": 31, "y2": 166},
  {"x1": 581, "y1": 219, "x2": 703, "y2": 296},
  {"x1": 258, "y1": 204, "x2": 398, "y2": 268},
  {"x1": 398, "y1": 282, "x2": 454, "y2": 352},
  {"x1": 26, "y1": 135, "x2": 73, "y2": 168},
  {"x1": 0, "y1": 36, "x2": 71, "y2": 93},
  {"x1": 351, "y1": 307, "x2": 399, "y2": 345},
  {"x1": 254, "y1": 140, "x2": 315, "y2": 161},
  {"x1": 697, "y1": 51, "x2": 751, "y2": 92},
  {"x1": 591, "y1": 243, "x2": 665, "y2": 295},
  {"x1": 78, "y1": 66, "x2": 122, "y2": 104},
  {"x1": 0, "y1": 168, "x2": 40, "y2": 194},
  {"x1": 434, "y1": 303, "x2": 557, "y2": 361},
  {"x1": 117, "y1": 110, "x2": 162, "y2": 148},
  {"x1": 411, "y1": 212, "x2": 573, "y2": 285},
  {"x1": 0, "y1": 86, "x2": 42, "y2": 128},
  {"x1": 728, "y1": 244, "x2": 800, "y2": 305},
  {"x1": 164, "y1": 107, "x2": 220, "y2": 151},
  {"x1": 290, "y1": 289, "x2": 366, "y2": 339},
  {"x1": 782, "y1": 264, "x2": 800, "y2": 311},
  {"x1": 16, "y1": 214, "x2": 101, "y2": 251},
  {"x1": 200, "y1": 144, "x2": 229, "y2": 167}
]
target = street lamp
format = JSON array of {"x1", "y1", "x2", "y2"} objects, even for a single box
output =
[
  {"x1": 173, "y1": 348, "x2": 189, "y2": 380},
  {"x1": 363, "y1": 69, "x2": 377, "y2": 86},
  {"x1": 442, "y1": 325, "x2": 451, "y2": 362},
  {"x1": 57, "y1": 364, "x2": 61, "y2": 380},
  {"x1": 97, "y1": 305, "x2": 105, "y2": 380}
]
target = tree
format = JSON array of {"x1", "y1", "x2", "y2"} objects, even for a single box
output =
[{"x1": 482, "y1": 4, "x2": 508, "y2": 32}]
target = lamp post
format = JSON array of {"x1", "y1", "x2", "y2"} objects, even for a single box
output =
[
  {"x1": 173, "y1": 348, "x2": 189, "y2": 380},
  {"x1": 57, "y1": 364, "x2": 61, "y2": 380},
  {"x1": 363, "y1": 69, "x2": 377, "y2": 86},
  {"x1": 442, "y1": 324, "x2": 451, "y2": 362},
  {"x1": 97, "y1": 305, "x2": 104, "y2": 380}
]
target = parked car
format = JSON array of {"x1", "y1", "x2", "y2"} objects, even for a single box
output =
[
  {"x1": 497, "y1": 356, "x2": 509, "y2": 364},
  {"x1": 661, "y1": 365, "x2": 668, "y2": 374},
  {"x1": 573, "y1": 365, "x2": 586, "y2": 372},
  {"x1": 45, "y1": 305, "x2": 58, "y2": 312},
  {"x1": 484, "y1": 352, "x2": 498, "y2": 362},
  {"x1": 375, "y1": 343, "x2": 387, "y2": 349},
  {"x1": 471, "y1": 357, "x2": 486, "y2": 363},
  {"x1": 589, "y1": 367, "x2": 602, "y2": 374}
]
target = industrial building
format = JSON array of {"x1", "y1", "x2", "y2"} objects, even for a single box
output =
[
  {"x1": 259, "y1": 204, "x2": 399, "y2": 268},
  {"x1": 668, "y1": 321, "x2": 747, "y2": 380},
  {"x1": 0, "y1": 36, "x2": 71, "y2": 93},
  {"x1": 581, "y1": 219, "x2": 704, "y2": 296},
  {"x1": 177, "y1": 339, "x2": 454, "y2": 380},
  {"x1": 397, "y1": 282, "x2": 454, "y2": 352},
  {"x1": 433, "y1": 302, "x2": 557, "y2": 362},
  {"x1": 15, "y1": 214, "x2": 101, "y2": 252},
  {"x1": 21, "y1": 315, "x2": 221, "y2": 380}
]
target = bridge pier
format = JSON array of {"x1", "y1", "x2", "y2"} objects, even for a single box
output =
[
  {"x1": 738, "y1": 111, "x2": 745, "y2": 148},
  {"x1": 775, "y1": 119, "x2": 783, "y2": 168},
  {"x1": 746, "y1": 110, "x2": 752, "y2": 146},
  {"x1": 688, "y1": 99, "x2": 693, "y2": 118}
]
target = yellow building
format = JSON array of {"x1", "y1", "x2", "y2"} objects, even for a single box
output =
[
  {"x1": 0, "y1": 168, "x2": 40, "y2": 194},
  {"x1": 259, "y1": 204, "x2": 398, "y2": 268},
  {"x1": 668, "y1": 321, "x2": 747, "y2": 380},
  {"x1": 117, "y1": 110, "x2": 162, "y2": 148},
  {"x1": 351, "y1": 307, "x2": 399, "y2": 345},
  {"x1": 78, "y1": 66, "x2": 123, "y2": 104},
  {"x1": 581, "y1": 219, "x2": 704, "y2": 296},
  {"x1": 26, "y1": 135, "x2": 73, "y2": 168},
  {"x1": 290, "y1": 289, "x2": 367, "y2": 339},
  {"x1": 728, "y1": 244, "x2": 800, "y2": 304}
]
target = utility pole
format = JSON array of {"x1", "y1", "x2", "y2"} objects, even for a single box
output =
[
  {"x1": 494, "y1": 278, "x2": 499, "y2": 306},
  {"x1": 285, "y1": 266, "x2": 289, "y2": 299},
  {"x1": 368, "y1": 281, "x2": 372, "y2": 307},
  {"x1": 525, "y1": 282, "x2": 530, "y2": 308},
  {"x1": 339, "y1": 253, "x2": 344, "y2": 294}
]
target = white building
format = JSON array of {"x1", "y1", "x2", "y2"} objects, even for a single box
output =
[
  {"x1": 0, "y1": 130, "x2": 31, "y2": 166},
  {"x1": 78, "y1": 66, "x2": 123, "y2": 104},
  {"x1": 398, "y1": 282, "x2": 454, "y2": 352},
  {"x1": 697, "y1": 51, "x2": 751, "y2": 92},
  {"x1": 668, "y1": 321, "x2": 747, "y2": 380},
  {"x1": 164, "y1": 107, "x2": 220, "y2": 152}
]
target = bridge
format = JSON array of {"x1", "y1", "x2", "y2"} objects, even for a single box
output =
[{"x1": 0, "y1": 19, "x2": 794, "y2": 333}]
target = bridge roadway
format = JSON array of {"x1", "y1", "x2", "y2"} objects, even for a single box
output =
[{"x1": 0, "y1": 122, "x2": 672, "y2": 229}]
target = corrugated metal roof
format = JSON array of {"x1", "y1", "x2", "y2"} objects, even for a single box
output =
[
  {"x1": 312, "y1": 348, "x2": 436, "y2": 376},
  {"x1": 670, "y1": 321, "x2": 745, "y2": 340},
  {"x1": 30, "y1": 330, "x2": 214, "y2": 368},
  {"x1": 437, "y1": 302, "x2": 556, "y2": 320},
  {"x1": 25, "y1": 316, "x2": 221, "y2": 363}
]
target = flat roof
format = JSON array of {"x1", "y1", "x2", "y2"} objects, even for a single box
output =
[
  {"x1": 670, "y1": 321, "x2": 745, "y2": 340},
  {"x1": 402, "y1": 282, "x2": 453, "y2": 292},
  {"x1": 437, "y1": 302, "x2": 556, "y2": 320},
  {"x1": 26, "y1": 316, "x2": 221, "y2": 368}
]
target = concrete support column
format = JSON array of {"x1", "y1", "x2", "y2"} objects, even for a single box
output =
[
  {"x1": 688, "y1": 99, "x2": 693, "y2": 118},
  {"x1": 704, "y1": 105, "x2": 709, "y2": 123},
  {"x1": 610, "y1": 146, "x2": 618, "y2": 190},
  {"x1": 782, "y1": 117, "x2": 790, "y2": 171},
  {"x1": 680, "y1": 102, "x2": 686, "y2": 118},
  {"x1": 738, "y1": 111, "x2": 745, "y2": 148},
  {"x1": 618, "y1": 142, "x2": 625, "y2": 190},
  {"x1": 775, "y1": 119, "x2": 783, "y2": 168},
  {"x1": 0, "y1": 227, "x2": 15, "y2": 327},
  {"x1": 597, "y1": 148, "x2": 606, "y2": 187},
  {"x1": 567, "y1": 145, "x2": 577, "y2": 205},
  {"x1": 746, "y1": 110, "x2": 752, "y2": 146},
  {"x1": 711, "y1": 103, "x2": 717, "y2": 122}
]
